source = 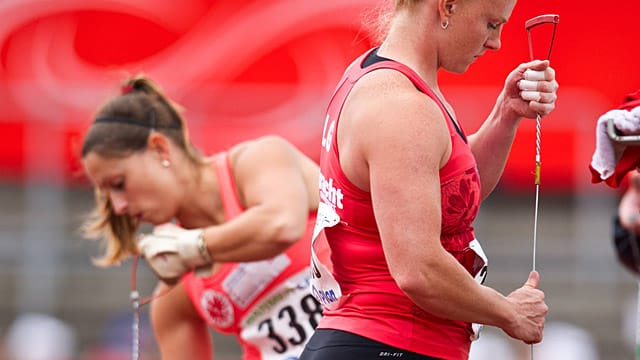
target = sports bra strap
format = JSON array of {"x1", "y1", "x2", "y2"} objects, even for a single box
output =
[{"x1": 212, "y1": 152, "x2": 244, "y2": 219}]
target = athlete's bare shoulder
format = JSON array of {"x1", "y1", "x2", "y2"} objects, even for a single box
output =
[{"x1": 346, "y1": 68, "x2": 445, "y2": 130}]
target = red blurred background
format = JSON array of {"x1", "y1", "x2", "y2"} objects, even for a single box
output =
[{"x1": 1, "y1": 0, "x2": 638, "y2": 192}]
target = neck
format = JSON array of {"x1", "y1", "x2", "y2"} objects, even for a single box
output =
[
  {"x1": 377, "y1": 7, "x2": 441, "y2": 91},
  {"x1": 175, "y1": 162, "x2": 226, "y2": 229}
]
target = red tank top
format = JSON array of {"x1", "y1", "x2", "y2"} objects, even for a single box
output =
[
  {"x1": 181, "y1": 152, "x2": 322, "y2": 360},
  {"x1": 315, "y1": 49, "x2": 484, "y2": 360}
]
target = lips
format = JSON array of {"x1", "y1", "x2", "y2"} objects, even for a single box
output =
[{"x1": 131, "y1": 212, "x2": 144, "y2": 222}]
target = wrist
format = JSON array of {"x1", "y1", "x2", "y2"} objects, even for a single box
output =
[
  {"x1": 196, "y1": 230, "x2": 213, "y2": 263},
  {"x1": 496, "y1": 296, "x2": 520, "y2": 332},
  {"x1": 175, "y1": 228, "x2": 213, "y2": 268},
  {"x1": 491, "y1": 93, "x2": 521, "y2": 127}
]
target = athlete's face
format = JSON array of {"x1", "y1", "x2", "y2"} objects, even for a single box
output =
[
  {"x1": 440, "y1": 0, "x2": 516, "y2": 73},
  {"x1": 83, "y1": 150, "x2": 178, "y2": 225}
]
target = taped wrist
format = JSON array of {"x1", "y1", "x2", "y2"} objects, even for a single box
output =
[{"x1": 196, "y1": 231, "x2": 213, "y2": 263}]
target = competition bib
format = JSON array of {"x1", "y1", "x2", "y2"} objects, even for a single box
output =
[
  {"x1": 309, "y1": 202, "x2": 342, "y2": 310},
  {"x1": 469, "y1": 238, "x2": 489, "y2": 340},
  {"x1": 240, "y1": 270, "x2": 323, "y2": 359}
]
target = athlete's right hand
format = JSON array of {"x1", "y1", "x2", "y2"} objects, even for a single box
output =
[
  {"x1": 137, "y1": 223, "x2": 212, "y2": 284},
  {"x1": 502, "y1": 271, "x2": 548, "y2": 344}
]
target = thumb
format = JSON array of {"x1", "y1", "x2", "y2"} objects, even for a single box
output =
[
  {"x1": 524, "y1": 270, "x2": 540, "y2": 289},
  {"x1": 525, "y1": 59, "x2": 549, "y2": 71},
  {"x1": 139, "y1": 236, "x2": 179, "y2": 258},
  {"x1": 137, "y1": 235, "x2": 152, "y2": 252},
  {"x1": 153, "y1": 222, "x2": 181, "y2": 236}
]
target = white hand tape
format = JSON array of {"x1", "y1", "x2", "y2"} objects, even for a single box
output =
[
  {"x1": 521, "y1": 91, "x2": 542, "y2": 102},
  {"x1": 518, "y1": 80, "x2": 539, "y2": 91},
  {"x1": 524, "y1": 69, "x2": 546, "y2": 81}
]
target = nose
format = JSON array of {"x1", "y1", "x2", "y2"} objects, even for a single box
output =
[
  {"x1": 485, "y1": 31, "x2": 502, "y2": 51},
  {"x1": 109, "y1": 192, "x2": 128, "y2": 215},
  {"x1": 485, "y1": 37, "x2": 501, "y2": 51}
]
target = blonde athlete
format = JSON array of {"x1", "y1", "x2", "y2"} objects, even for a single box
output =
[{"x1": 302, "y1": 0, "x2": 558, "y2": 359}]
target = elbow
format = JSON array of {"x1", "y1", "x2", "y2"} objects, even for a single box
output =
[
  {"x1": 267, "y1": 212, "x2": 306, "y2": 249},
  {"x1": 392, "y1": 261, "x2": 444, "y2": 307},
  {"x1": 394, "y1": 271, "x2": 437, "y2": 303}
]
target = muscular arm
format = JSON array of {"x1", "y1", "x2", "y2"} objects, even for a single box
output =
[
  {"x1": 467, "y1": 93, "x2": 521, "y2": 200},
  {"x1": 341, "y1": 70, "x2": 540, "y2": 338},
  {"x1": 201, "y1": 136, "x2": 318, "y2": 262},
  {"x1": 150, "y1": 282, "x2": 212, "y2": 359}
]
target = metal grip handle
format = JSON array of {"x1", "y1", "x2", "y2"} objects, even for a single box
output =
[
  {"x1": 526, "y1": 14, "x2": 560, "y2": 61},
  {"x1": 525, "y1": 14, "x2": 560, "y2": 30}
]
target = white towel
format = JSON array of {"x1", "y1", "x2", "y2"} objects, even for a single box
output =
[{"x1": 590, "y1": 106, "x2": 640, "y2": 181}]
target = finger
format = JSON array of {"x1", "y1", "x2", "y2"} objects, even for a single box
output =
[
  {"x1": 524, "y1": 68, "x2": 557, "y2": 83},
  {"x1": 529, "y1": 100, "x2": 556, "y2": 116},
  {"x1": 519, "y1": 80, "x2": 559, "y2": 94},
  {"x1": 524, "y1": 91, "x2": 557, "y2": 105},
  {"x1": 518, "y1": 79, "x2": 539, "y2": 91},
  {"x1": 524, "y1": 270, "x2": 540, "y2": 288},
  {"x1": 518, "y1": 60, "x2": 549, "y2": 73},
  {"x1": 525, "y1": 336, "x2": 543, "y2": 345},
  {"x1": 540, "y1": 79, "x2": 559, "y2": 93},
  {"x1": 137, "y1": 236, "x2": 151, "y2": 251},
  {"x1": 526, "y1": 59, "x2": 550, "y2": 71},
  {"x1": 520, "y1": 91, "x2": 541, "y2": 102},
  {"x1": 540, "y1": 90, "x2": 559, "y2": 104},
  {"x1": 153, "y1": 222, "x2": 179, "y2": 234},
  {"x1": 546, "y1": 66, "x2": 556, "y2": 80},
  {"x1": 525, "y1": 334, "x2": 542, "y2": 345},
  {"x1": 523, "y1": 69, "x2": 547, "y2": 81}
]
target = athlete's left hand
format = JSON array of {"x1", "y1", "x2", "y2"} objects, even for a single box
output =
[
  {"x1": 502, "y1": 60, "x2": 559, "y2": 120},
  {"x1": 138, "y1": 223, "x2": 212, "y2": 284}
]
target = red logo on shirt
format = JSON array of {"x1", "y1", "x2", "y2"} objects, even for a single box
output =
[{"x1": 201, "y1": 290, "x2": 234, "y2": 328}]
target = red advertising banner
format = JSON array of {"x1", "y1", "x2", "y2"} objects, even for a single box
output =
[{"x1": 1, "y1": 0, "x2": 638, "y2": 192}]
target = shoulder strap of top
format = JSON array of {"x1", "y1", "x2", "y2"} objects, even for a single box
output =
[
  {"x1": 212, "y1": 152, "x2": 244, "y2": 219},
  {"x1": 352, "y1": 50, "x2": 467, "y2": 141}
]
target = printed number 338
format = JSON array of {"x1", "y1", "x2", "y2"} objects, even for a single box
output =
[{"x1": 258, "y1": 294, "x2": 323, "y2": 354}]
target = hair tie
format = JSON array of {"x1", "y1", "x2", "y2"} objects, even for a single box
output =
[{"x1": 121, "y1": 84, "x2": 134, "y2": 95}]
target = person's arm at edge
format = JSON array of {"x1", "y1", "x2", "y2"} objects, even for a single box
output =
[{"x1": 619, "y1": 170, "x2": 640, "y2": 233}]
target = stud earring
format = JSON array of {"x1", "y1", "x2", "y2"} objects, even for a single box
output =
[{"x1": 161, "y1": 159, "x2": 170, "y2": 168}]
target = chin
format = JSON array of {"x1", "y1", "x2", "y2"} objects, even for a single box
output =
[
  {"x1": 458, "y1": 60, "x2": 475, "y2": 73},
  {"x1": 440, "y1": 59, "x2": 472, "y2": 74},
  {"x1": 442, "y1": 65, "x2": 469, "y2": 75},
  {"x1": 155, "y1": 214, "x2": 175, "y2": 226}
]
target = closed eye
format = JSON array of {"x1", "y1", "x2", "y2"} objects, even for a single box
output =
[{"x1": 110, "y1": 178, "x2": 125, "y2": 191}]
